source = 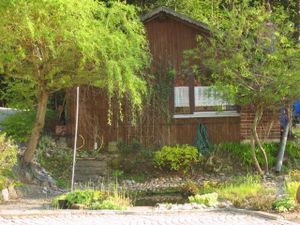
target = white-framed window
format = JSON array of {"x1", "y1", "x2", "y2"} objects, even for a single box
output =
[
  {"x1": 194, "y1": 86, "x2": 228, "y2": 107},
  {"x1": 174, "y1": 86, "x2": 189, "y2": 107}
]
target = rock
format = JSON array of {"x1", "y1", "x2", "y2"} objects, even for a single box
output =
[
  {"x1": 1, "y1": 188, "x2": 9, "y2": 201},
  {"x1": 8, "y1": 186, "x2": 18, "y2": 199},
  {"x1": 24, "y1": 171, "x2": 34, "y2": 183},
  {"x1": 297, "y1": 185, "x2": 300, "y2": 204}
]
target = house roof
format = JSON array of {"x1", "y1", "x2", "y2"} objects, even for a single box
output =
[{"x1": 142, "y1": 7, "x2": 210, "y2": 33}]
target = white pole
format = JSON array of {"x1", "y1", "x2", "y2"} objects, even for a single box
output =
[{"x1": 71, "y1": 86, "x2": 80, "y2": 191}]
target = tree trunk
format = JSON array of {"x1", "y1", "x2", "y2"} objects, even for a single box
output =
[
  {"x1": 297, "y1": 0, "x2": 300, "y2": 43},
  {"x1": 250, "y1": 137, "x2": 264, "y2": 175},
  {"x1": 252, "y1": 107, "x2": 269, "y2": 174},
  {"x1": 275, "y1": 106, "x2": 292, "y2": 173},
  {"x1": 23, "y1": 90, "x2": 49, "y2": 163}
]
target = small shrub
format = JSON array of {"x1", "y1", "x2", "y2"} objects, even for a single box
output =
[
  {"x1": 114, "y1": 140, "x2": 154, "y2": 176},
  {"x1": 0, "y1": 134, "x2": 18, "y2": 190},
  {"x1": 200, "y1": 181, "x2": 222, "y2": 194},
  {"x1": 52, "y1": 189, "x2": 131, "y2": 210},
  {"x1": 189, "y1": 193, "x2": 218, "y2": 207},
  {"x1": 154, "y1": 145, "x2": 200, "y2": 173},
  {"x1": 246, "y1": 194, "x2": 276, "y2": 211},
  {"x1": 273, "y1": 197, "x2": 297, "y2": 212},
  {"x1": 286, "y1": 181, "x2": 300, "y2": 200},
  {"x1": 285, "y1": 142, "x2": 300, "y2": 169},
  {"x1": 181, "y1": 179, "x2": 199, "y2": 197},
  {"x1": 0, "y1": 110, "x2": 54, "y2": 143},
  {"x1": 90, "y1": 196, "x2": 131, "y2": 210},
  {"x1": 289, "y1": 170, "x2": 300, "y2": 182},
  {"x1": 216, "y1": 143, "x2": 277, "y2": 170},
  {"x1": 37, "y1": 136, "x2": 72, "y2": 188}
]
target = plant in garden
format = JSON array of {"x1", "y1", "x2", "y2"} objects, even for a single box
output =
[
  {"x1": 180, "y1": 179, "x2": 199, "y2": 197},
  {"x1": 197, "y1": 175, "x2": 276, "y2": 210},
  {"x1": 52, "y1": 188, "x2": 131, "y2": 210},
  {"x1": 216, "y1": 143, "x2": 278, "y2": 171},
  {"x1": 0, "y1": 0, "x2": 150, "y2": 164},
  {"x1": 0, "y1": 134, "x2": 18, "y2": 190},
  {"x1": 273, "y1": 197, "x2": 297, "y2": 212},
  {"x1": 188, "y1": 193, "x2": 218, "y2": 207},
  {"x1": 154, "y1": 145, "x2": 200, "y2": 173},
  {"x1": 37, "y1": 136, "x2": 73, "y2": 188}
]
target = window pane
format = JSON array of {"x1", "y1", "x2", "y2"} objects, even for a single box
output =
[
  {"x1": 174, "y1": 86, "x2": 189, "y2": 107},
  {"x1": 195, "y1": 86, "x2": 229, "y2": 107}
]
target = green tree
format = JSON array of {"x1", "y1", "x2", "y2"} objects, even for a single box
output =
[
  {"x1": 193, "y1": 1, "x2": 300, "y2": 174},
  {"x1": 0, "y1": 0, "x2": 150, "y2": 163}
]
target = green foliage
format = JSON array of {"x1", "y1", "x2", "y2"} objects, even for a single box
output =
[
  {"x1": 112, "y1": 170, "x2": 125, "y2": 179},
  {"x1": 286, "y1": 142, "x2": 300, "y2": 159},
  {"x1": 66, "y1": 189, "x2": 103, "y2": 207},
  {"x1": 286, "y1": 181, "x2": 300, "y2": 201},
  {"x1": 114, "y1": 140, "x2": 154, "y2": 178},
  {"x1": 0, "y1": 110, "x2": 54, "y2": 143},
  {"x1": 273, "y1": 197, "x2": 297, "y2": 212},
  {"x1": 180, "y1": 179, "x2": 199, "y2": 197},
  {"x1": 90, "y1": 196, "x2": 130, "y2": 210},
  {"x1": 288, "y1": 170, "x2": 300, "y2": 182},
  {"x1": 216, "y1": 143, "x2": 278, "y2": 170},
  {"x1": 0, "y1": 0, "x2": 150, "y2": 162},
  {"x1": 197, "y1": 175, "x2": 276, "y2": 210},
  {"x1": 0, "y1": 111, "x2": 35, "y2": 142},
  {"x1": 37, "y1": 136, "x2": 72, "y2": 188},
  {"x1": 0, "y1": 0, "x2": 150, "y2": 118},
  {"x1": 285, "y1": 142, "x2": 300, "y2": 169},
  {"x1": 188, "y1": 193, "x2": 218, "y2": 207},
  {"x1": 0, "y1": 78, "x2": 36, "y2": 109},
  {"x1": 154, "y1": 145, "x2": 200, "y2": 173},
  {"x1": 0, "y1": 134, "x2": 18, "y2": 190},
  {"x1": 52, "y1": 189, "x2": 131, "y2": 210}
]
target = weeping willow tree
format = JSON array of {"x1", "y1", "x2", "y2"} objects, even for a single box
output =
[{"x1": 0, "y1": 0, "x2": 150, "y2": 163}]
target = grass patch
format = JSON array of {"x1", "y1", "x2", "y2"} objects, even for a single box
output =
[{"x1": 196, "y1": 175, "x2": 276, "y2": 210}]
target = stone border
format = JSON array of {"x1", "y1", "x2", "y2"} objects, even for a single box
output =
[{"x1": 0, "y1": 207, "x2": 285, "y2": 221}]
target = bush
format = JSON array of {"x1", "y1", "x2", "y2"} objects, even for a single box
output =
[
  {"x1": 181, "y1": 179, "x2": 199, "y2": 197},
  {"x1": 0, "y1": 110, "x2": 54, "y2": 143},
  {"x1": 197, "y1": 175, "x2": 276, "y2": 210},
  {"x1": 188, "y1": 193, "x2": 218, "y2": 207},
  {"x1": 273, "y1": 197, "x2": 297, "y2": 212},
  {"x1": 52, "y1": 189, "x2": 131, "y2": 210},
  {"x1": 0, "y1": 134, "x2": 18, "y2": 190},
  {"x1": 154, "y1": 145, "x2": 200, "y2": 173},
  {"x1": 285, "y1": 142, "x2": 300, "y2": 169},
  {"x1": 216, "y1": 143, "x2": 278, "y2": 170},
  {"x1": 37, "y1": 136, "x2": 72, "y2": 188}
]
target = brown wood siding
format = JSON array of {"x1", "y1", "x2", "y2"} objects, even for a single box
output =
[{"x1": 145, "y1": 17, "x2": 200, "y2": 73}]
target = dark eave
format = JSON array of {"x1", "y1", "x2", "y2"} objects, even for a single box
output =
[{"x1": 142, "y1": 7, "x2": 210, "y2": 34}]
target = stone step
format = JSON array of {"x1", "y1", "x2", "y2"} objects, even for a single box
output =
[{"x1": 74, "y1": 159, "x2": 109, "y2": 182}]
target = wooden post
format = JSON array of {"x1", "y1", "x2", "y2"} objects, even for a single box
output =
[
  {"x1": 189, "y1": 73, "x2": 195, "y2": 114},
  {"x1": 71, "y1": 86, "x2": 80, "y2": 191}
]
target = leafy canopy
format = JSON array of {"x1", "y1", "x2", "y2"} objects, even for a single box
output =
[
  {"x1": 192, "y1": 1, "x2": 300, "y2": 109},
  {"x1": 0, "y1": 0, "x2": 150, "y2": 113}
]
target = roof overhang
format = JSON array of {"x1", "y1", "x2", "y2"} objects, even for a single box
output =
[{"x1": 142, "y1": 7, "x2": 210, "y2": 35}]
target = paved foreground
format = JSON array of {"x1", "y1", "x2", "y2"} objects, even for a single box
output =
[{"x1": 0, "y1": 209, "x2": 298, "y2": 225}]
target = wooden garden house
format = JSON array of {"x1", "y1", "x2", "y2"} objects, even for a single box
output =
[{"x1": 65, "y1": 7, "x2": 280, "y2": 150}]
